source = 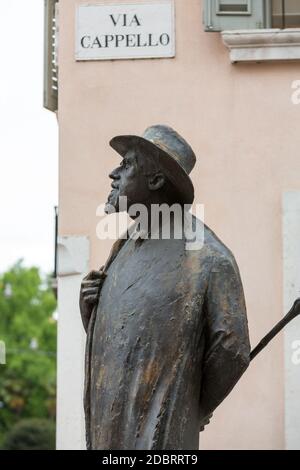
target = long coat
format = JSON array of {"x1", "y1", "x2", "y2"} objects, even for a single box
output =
[{"x1": 81, "y1": 218, "x2": 250, "y2": 450}]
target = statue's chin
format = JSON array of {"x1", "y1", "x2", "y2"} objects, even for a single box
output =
[
  {"x1": 104, "y1": 201, "x2": 118, "y2": 214},
  {"x1": 105, "y1": 190, "x2": 119, "y2": 214}
]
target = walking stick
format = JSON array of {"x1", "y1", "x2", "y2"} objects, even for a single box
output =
[{"x1": 250, "y1": 298, "x2": 300, "y2": 361}]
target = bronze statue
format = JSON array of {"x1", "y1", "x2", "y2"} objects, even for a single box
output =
[{"x1": 79, "y1": 125, "x2": 300, "y2": 450}]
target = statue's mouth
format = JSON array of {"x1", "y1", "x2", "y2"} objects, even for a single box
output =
[{"x1": 107, "y1": 186, "x2": 119, "y2": 204}]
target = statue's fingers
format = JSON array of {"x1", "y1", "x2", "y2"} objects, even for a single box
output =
[
  {"x1": 82, "y1": 279, "x2": 102, "y2": 289},
  {"x1": 84, "y1": 270, "x2": 104, "y2": 281},
  {"x1": 84, "y1": 294, "x2": 99, "y2": 305},
  {"x1": 82, "y1": 287, "x2": 100, "y2": 298}
]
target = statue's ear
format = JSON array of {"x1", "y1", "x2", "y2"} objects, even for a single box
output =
[{"x1": 148, "y1": 172, "x2": 165, "y2": 192}]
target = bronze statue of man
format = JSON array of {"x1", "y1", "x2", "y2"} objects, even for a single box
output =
[{"x1": 79, "y1": 125, "x2": 251, "y2": 450}]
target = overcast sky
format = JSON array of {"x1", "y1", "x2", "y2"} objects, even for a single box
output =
[{"x1": 0, "y1": 1, "x2": 58, "y2": 274}]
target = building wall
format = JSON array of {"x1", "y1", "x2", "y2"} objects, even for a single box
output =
[{"x1": 57, "y1": 0, "x2": 300, "y2": 449}]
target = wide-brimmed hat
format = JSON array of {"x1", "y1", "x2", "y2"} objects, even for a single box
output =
[{"x1": 109, "y1": 125, "x2": 196, "y2": 205}]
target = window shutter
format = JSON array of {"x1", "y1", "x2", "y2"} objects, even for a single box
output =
[
  {"x1": 44, "y1": 0, "x2": 58, "y2": 112},
  {"x1": 203, "y1": 0, "x2": 268, "y2": 32}
]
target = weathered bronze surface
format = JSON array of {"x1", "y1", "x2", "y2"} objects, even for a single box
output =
[{"x1": 79, "y1": 125, "x2": 251, "y2": 450}]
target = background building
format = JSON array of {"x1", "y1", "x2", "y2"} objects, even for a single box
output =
[{"x1": 46, "y1": 0, "x2": 300, "y2": 449}]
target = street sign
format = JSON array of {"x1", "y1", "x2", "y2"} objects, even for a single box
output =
[{"x1": 76, "y1": 1, "x2": 175, "y2": 61}]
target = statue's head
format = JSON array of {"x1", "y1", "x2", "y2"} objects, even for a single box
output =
[{"x1": 105, "y1": 125, "x2": 196, "y2": 214}]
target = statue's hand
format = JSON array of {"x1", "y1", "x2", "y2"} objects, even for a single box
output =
[
  {"x1": 79, "y1": 267, "x2": 107, "y2": 331},
  {"x1": 199, "y1": 413, "x2": 213, "y2": 433}
]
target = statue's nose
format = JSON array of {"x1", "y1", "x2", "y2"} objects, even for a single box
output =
[{"x1": 109, "y1": 168, "x2": 120, "y2": 180}]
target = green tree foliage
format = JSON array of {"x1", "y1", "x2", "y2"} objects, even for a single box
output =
[
  {"x1": 2, "y1": 418, "x2": 55, "y2": 450},
  {"x1": 0, "y1": 261, "x2": 57, "y2": 446}
]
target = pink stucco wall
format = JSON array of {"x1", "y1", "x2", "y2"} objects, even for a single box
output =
[{"x1": 58, "y1": 0, "x2": 300, "y2": 449}]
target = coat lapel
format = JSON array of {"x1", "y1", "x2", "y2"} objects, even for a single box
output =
[{"x1": 84, "y1": 236, "x2": 127, "y2": 449}]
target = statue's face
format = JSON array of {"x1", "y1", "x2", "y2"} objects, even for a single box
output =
[{"x1": 105, "y1": 147, "x2": 156, "y2": 213}]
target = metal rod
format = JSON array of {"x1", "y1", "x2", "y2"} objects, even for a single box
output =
[{"x1": 250, "y1": 298, "x2": 300, "y2": 361}]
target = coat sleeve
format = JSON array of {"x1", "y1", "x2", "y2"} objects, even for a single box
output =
[{"x1": 199, "y1": 255, "x2": 251, "y2": 422}]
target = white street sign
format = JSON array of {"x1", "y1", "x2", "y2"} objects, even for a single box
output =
[{"x1": 76, "y1": 1, "x2": 175, "y2": 61}]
